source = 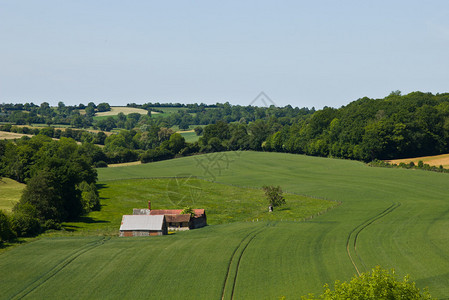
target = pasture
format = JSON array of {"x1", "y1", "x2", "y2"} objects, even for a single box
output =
[
  {"x1": 2, "y1": 151, "x2": 449, "y2": 298},
  {"x1": 0, "y1": 178, "x2": 25, "y2": 212},
  {"x1": 178, "y1": 130, "x2": 199, "y2": 142},
  {"x1": 58, "y1": 178, "x2": 335, "y2": 236}
]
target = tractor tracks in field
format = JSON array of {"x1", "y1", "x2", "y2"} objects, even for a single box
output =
[
  {"x1": 221, "y1": 223, "x2": 270, "y2": 300},
  {"x1": 11, "y1": 236, "x2": 110, "y2": 300},
  {"x1": 346, "y1": 202, "x2": 401, "y2": 275}
]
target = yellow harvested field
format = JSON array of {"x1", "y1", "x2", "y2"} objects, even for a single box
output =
[
  {"x1": 177, "y1": 129, "x2": 195, "y2": 133},
  {"x1": 0, "y1": 131, "x2": 33, "y2": 140},
  {"x1": 95, "y1": 107, "x2": 149, "y2": 116},
  {"x1": 107, "y1": 161, "x2": 142, "y2": 168},
  {"x1": 387, "y1": 153, "x2": 449, "y2": 168}
]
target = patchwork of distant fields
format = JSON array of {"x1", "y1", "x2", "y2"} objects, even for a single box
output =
[{"x1": 2, "y1": 151, "x2": 449, "y2": 299}]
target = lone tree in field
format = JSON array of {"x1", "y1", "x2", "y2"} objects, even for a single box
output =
[
  {"x1": 301, "y1": 266, "x2": 434, "y2": 299},
  {"x1": 263, "y1": 185, "x2": 285, "y2": 210}
]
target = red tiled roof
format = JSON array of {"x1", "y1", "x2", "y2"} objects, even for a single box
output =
[
  {"x1": 150, "y1": 209, "x2": 205, "y2": 218},
  {"x1": 165, "y1": 214, "x2": 191, "y2": 223}
]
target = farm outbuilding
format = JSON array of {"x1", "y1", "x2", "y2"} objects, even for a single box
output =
[
  {"x1": 128, "y1": 201, "x2": 207, "y2": 232},
  {"x1": 149, "y1": 209, "x2": 207, "y2": 229},
  {"x1": 165, "y1": 214, "x2": 192, "y2": 231},
  {"x1": 119, "y1": 215, "x2": 167, "y2": 237}
]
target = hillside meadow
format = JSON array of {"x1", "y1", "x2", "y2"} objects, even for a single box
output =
[
  {"x1": 57, "y1": 178, "x2": 335, "y2": 235},
  {"x1": 0, "y1": 178, "x2": 25, "y2": 212},
  {"x1": 1, "y1": 151, "x2": 449, "y2": 299}
]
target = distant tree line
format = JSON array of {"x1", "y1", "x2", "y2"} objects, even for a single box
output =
[
  {"x1": 0, "y1": 101, "x2": 313, "y2": 132},
  {"x1": 0, "y1": 101, "x2": 110, "y2": 128},
  {"x1": 3, "y1": 92, "x2": 449, "y2": 164},
  {"x1": 262, "y1": 91, "x2": 449, "y2": 161}
]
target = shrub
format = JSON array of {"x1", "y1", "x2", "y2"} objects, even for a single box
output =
[
  {"x1": 302, "y1": 266, "x2": 434, "y2": 300},
  {"x1": 95, "y1": 161, "x2": 108, "y2": 168},
  {"x1": 0, "y1": 210, "x2": 16, "y2": 243},
  {"x1": 11, "y1": 203, "x2": 41, "y2": 237}
]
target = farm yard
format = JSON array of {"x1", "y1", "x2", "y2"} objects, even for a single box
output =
[{"x1": 1, "y1": 151, "x2": 449, "y2": 298}]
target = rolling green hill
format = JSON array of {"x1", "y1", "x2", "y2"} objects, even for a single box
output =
[
  {"x1": 1, "y1": 151, "x2": 449, "y2": 299},
  {"x1": 59, "y1": 178, "x2": 335, "y2": 235}
]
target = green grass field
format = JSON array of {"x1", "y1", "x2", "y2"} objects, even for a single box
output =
[
  {"x1": 56, "y1": 178, "x2": 335, "y2": 236},
  {"x1": 0, "y1": 178, "x2": 25, "y2": 212},
  {"x1": 2, "y1": 151, "x2": 449, "y2": 298},
  {"x1": 179, "y1": 130, "x2": 199, "y2": 142}
]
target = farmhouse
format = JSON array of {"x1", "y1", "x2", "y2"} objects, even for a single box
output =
[
  {"x1": 129, "y1": 201, "x2": 207, "y2": 231},
  {"x1": 119, "y1": 214, "x2": 167, "y2": 237}
]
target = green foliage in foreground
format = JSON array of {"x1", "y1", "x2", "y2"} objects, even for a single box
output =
[
  {"x1": 301, "y1": 266, "x2": 434, "y2": 300},
  {"x1": 59, "y1": 178, "x2": 336, "y2": 235}
]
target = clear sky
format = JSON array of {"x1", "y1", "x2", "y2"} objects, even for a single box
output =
[{"x1": 1, "y1": 1, "x2": 448, "y2": 108}]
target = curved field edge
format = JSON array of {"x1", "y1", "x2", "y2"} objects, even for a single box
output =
[{"x1": 387, "y1": 152, "x2": 449, "y2": 168}]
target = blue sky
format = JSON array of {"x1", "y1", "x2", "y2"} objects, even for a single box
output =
[{"x1": 1, "y1": 1, "x2": 449, "y2": 108}]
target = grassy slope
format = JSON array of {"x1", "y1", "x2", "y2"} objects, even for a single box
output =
[
  {"x1": 97, "y1": 151, "x2": 449, "y2": 297},
  {"x1": 1, "y1": 225, "x2": 266, "y2": 299},
  {"x1": 0, "y1": 178, "x2": 25, "y2": 212},
  {"x1": 178, "y1": 130, "x2": 199, "y2": 142},
  {"x1": 1, "y1": 151, "x2": 449, "y2": 298},
  {"x1": 59, "y1": 178, "x2": 334, "y2": 235}
]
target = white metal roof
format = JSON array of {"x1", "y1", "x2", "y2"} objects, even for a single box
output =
[{"x1": 120, "y1": 215, "x2": 165, "y2": 231}]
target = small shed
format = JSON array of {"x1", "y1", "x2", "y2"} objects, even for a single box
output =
[
  {"x1": 119, "y1": 215, "x2": 167, "y2": 237},
  {"x1": 165, "y1": 214, "x2": 192, "y2": 231}
]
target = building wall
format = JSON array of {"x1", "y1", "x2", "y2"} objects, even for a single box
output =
[
  {"x1": 120, "y1": 230, "x2": 164, "y2": 237},
  {"x1": 193, "y1": 217, "x2": 207, "y2": 229}
]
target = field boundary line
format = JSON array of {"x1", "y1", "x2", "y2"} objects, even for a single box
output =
[
  {"x1": 346, "y1": 202, "x2": 401, "y2": 275},
  {"x1": 10, "y1": 237, "x2": 110, "y2": 300},
  {"x1": 100, "y1": 176, "x2": 340, "y2": 205},
  {"x1": 99, "y1": 176, "x2": 342, "y2": 222},
  {"x1": 221, "y1": 224, "x2": 268, "y2": 300}
]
